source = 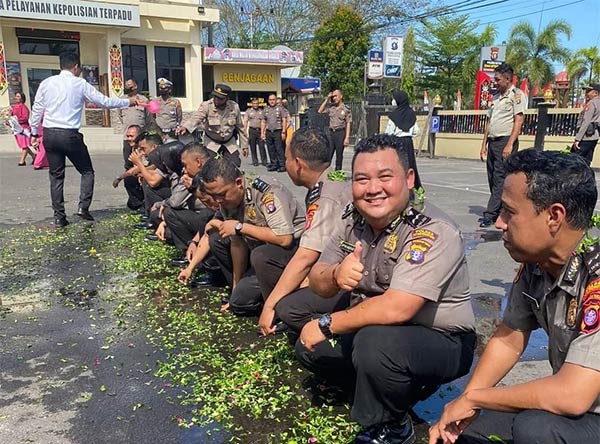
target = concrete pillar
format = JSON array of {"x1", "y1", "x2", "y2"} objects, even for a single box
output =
[
  {"x1": 189, "y1": 21, "x2": 203, "y2": 109},
  {"x1": 105, "y1": 28, "x2": 123, "y2": 99}
]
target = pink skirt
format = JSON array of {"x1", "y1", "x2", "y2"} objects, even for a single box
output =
[
  {"x1": 15, "y1": 133, "x2": 31, "y2": 149},
  {"x1": 34, "y1": 138, "x2": 49, "y2": 169}
]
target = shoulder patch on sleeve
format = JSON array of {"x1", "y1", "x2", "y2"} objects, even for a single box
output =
[
  {"x1": 582, "y1": 278, "x2": 600, "y2": 334},
  {"x1": 261, "y1": 191, "x2": 276, "y2": 214},
  {"x1": 305, "y1": 203, "x2": 319, "y2": 230},
  {"x1": 252, "y1": 177, "x2": 270, "y2": 193}
]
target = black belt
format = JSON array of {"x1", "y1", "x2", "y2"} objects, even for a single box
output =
[
  {"x1": 266, "y1": 129, "x2": 282, "y2": 132},
  {"x1": 330, "y1": 127, "x2": 345, "y2": 132},
  {"x1": 249, "y1": 127, "x2": 261, "y2": 130},
  {"x1": 45, "y1": 127, "x2": 78, "y2": 132},
  {"x1": 488, "y1": 135, "x2": 509, "y2": 142}
]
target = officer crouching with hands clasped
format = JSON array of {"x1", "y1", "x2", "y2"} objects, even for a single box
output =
[
  {"x1": 297, "y1": 134, "x2": 476, "y2": 444},
  {"x1": 430, "y1": 150, "x2": 600, "y2": 444}
]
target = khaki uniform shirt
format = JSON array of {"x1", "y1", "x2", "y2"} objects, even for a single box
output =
[
  {"x1": 118, "y1": 94, "x2": 149, "y2": 137},
  {"x1": 221, "y1": 176, "x2": 305, "y2": 250},
  {"x1": 300, "y1": 173, "x2": 352, "y2": 252},
  {"x1": 245, "y1": 107, "x2": 263, "y2": 129},
  {"x1": 327, "y1": 103, "x2": 352, "y2": 131},
  {"x1": 154, "y1": 96, "x2": 182, "y2": 132},
  {"x1": 184, "y1": 99, "x2": 249, "y2": 154},
  {"x1": 263, "y1": 105, "x2": 286, "y2": 131},
  {"x1": 575, "y1": 96, "x2": 600, "y2": 142},
  {"x1": 488, "y1": 87, "x2": 527, "y2": 138},
  {"x1": 503, "y1": 243, "x2": 600, "y2": 414},
  {"x1": 319, "y1": 202, "x2": 475, "y2": 332}
]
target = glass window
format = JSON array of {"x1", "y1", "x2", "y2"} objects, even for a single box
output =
[
  {"x1": 122, "y1": 44, "x2": 149, "y2": 96},
  {"x1": 19, "y1": 38, "x2": 79, "y2": 56},
  {"x1": 154, "y1": 46, "x2": 186, "y2": 97}
]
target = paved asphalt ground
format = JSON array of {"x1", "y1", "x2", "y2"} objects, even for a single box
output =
[{"x1": 0, "y1": 148, "x2": 555, "y2": 443}]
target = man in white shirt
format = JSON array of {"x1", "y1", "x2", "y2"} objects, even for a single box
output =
[{"x1": 30, "y1": 52, "x2": 136, "y2": 227}]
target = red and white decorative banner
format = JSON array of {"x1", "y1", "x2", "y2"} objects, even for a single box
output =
[
  {"x1": 0, "y1": 43, "x2": 8, "y2": 95},
  {"x1": 109, "y1": 44, "x2": 123, "y2": 96}
]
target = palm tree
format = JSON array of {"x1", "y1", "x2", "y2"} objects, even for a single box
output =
[
  {"x1": 507, "y1": 20, "x2": 572, "y2": 88},
  {"x1": 567, "y1": 46, "x2": 600, "y2": 84}
]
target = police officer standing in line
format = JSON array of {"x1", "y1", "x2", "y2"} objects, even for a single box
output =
[
  {"x1": 479, "y1": 63, "x2": 526, "y2": 228},
  {"x1": 430, "y1": 150, "x2": 600, "y2": 444},
  {"x1": 244, "y1": 98, "x2": 268, "y2": 166},
  {"x1": 572, "y1": 83, "x2": 600, "y2": 165},
  {"x1": 177, "y1": 84, "x2": 249, "y2": 168},
  {"x1": 179, "y1": 157, "x2": 305, "y2": 313},
  {"x1": 258, "y1": 127, "x2": 352, "y2": 336},
  {"x1": 297, "y1": 134, "x2": 476, "y2": 444},
  {"x1": 261, "y1": 93, "x2": 288, "y2": 172},
  {"x1": 154, "y1": 78, "x2": 182, "y2": 136},
  {"x1": 318, "y1": 89, "x2": 352, "y2": 171}
]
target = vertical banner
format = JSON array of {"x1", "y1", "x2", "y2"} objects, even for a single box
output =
[
  {"x1": 0, "y1": 42, "x2": 8, "y2": 95},
  {"x1": 474, "y1": 70, "x2": 493, "y2": 110},
  {"x1": 367, "y1": 49, "x2": 384, "y2": 79},
  {"x1": 383, "y1": 36, "x2": 403, "y2": 78},
  {"x1": 109, "y1": 44, "x2": 123, "y2": 96}
]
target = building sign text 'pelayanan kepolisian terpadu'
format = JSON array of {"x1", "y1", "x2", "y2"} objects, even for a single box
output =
[{"x1": 0, "y1": 0, "x2": 140, "y2": 27}]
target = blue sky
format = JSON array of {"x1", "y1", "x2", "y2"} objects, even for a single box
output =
[{"x1": 451, "y1": 0, "x2": 599, "y2": 70}]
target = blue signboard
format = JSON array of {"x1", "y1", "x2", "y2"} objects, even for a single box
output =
[
  {"x1": 369, "y1": 50, "x2": 384, "y2": 63},
  {"x1": 384, "y1": 65, "x2": 401, "y2": 78},
  {"x1": 430, "y1": 116, "x2": 440, "y2": 133}
]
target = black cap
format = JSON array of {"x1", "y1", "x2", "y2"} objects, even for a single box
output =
[
  {"x1": 585, "y1": 83, "x2": 600, "y2": 92},
  {"x1": 212, "y1": 83, "x2": 232, "y2": 98}
]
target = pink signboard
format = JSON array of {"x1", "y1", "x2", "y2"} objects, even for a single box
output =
[{"x1": 204, "y1": 47, "x2": 303, "y2": 65}]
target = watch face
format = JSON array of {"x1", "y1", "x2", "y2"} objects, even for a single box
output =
[{"x1": 318, "y1": 314, "x2": 330, "y2": 328}]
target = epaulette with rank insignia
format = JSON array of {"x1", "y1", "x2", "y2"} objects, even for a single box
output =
[
  {"x1": 252, "y1": 177, "x2": 270, "y2": 193},
  {"x1": 583, "y1": 242, "x2": 600, "y2": 277},
  {"x1": 403, "y1": 207, "x2": 431, "y2": 228},
  {"x1": 342, "y1": 202, "x2": 355, "y2": 219},
  {"x1": 306, "y1": 181, "x2": 323, "y2": 206}
]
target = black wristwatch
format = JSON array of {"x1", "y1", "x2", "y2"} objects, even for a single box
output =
[
  {"x1": 234, "y1": 222, "x2": 244, "y2": 235},
  {"x1": 318, "y1": 313, "x2": 335, "y2": 338}
]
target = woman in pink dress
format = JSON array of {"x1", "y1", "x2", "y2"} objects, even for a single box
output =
[
  {"x1": 9, "y1": 91, "x2": 36, "y2": 166},
  {"x1": 33, "y1": 120, "x2": 49, "y2": 170}
]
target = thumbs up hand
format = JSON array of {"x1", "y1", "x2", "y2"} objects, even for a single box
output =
[{"x1": 335, "y1": 241, "x2": 364, "y2": 291}]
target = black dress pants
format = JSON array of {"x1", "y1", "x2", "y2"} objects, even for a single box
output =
[
  {"x1": 44, "y1": 128, "x2": 94, "y2": 220},
  {"x1": 483, "y1": 137, "x2": 518, "y2": 221},
  {"x1": 456, "y1": 409, "x2": 600, "y2": 444},
  {"x1": 163, "y1": 206, "x2": 214, "y2": 252},
  {"x1": 121, "y1": 140, "x2": 144, "y2": 210},
  {"x1": 208, "y1": 230, "x2": 234, "y2": 287},
  {"x1": 265, "y1": 130, "x2": 285, "y2": 168},
  {"x1": 296, "y1": 324, "x2": 476, "y2": 427},
  {"x1": 248, "y1": 127, "x2": 268, "y2": 165},
  {"x1": 576, "y1": 139, "x2": 599, "y2": 165},
  {"x1": 228, "y1": 243, "x2": 298, "y2": 315},
  {"x1": 327, "y1": 128, "x2": 346, "y2": 171},
  {"x1": 276, "y1": 287, "x2": 351, "y2": 333},
  {"x1": 142, "y1": 180, "x2": 171, "y2": 214}
]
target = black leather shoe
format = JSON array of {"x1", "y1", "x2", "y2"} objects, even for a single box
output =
[
  {"x1": 266, "y1": 165, "x2": 278, "y2": 172},
  {"x1": 277, "y1": 166, "x2": 286, "y2": 172},
  {"x1": 170, "y1": 257, "x2": 188, "y2": 267},
  {"x1": 190, "y1": 273, "x2": 215, "y2": 287},
  {"x1": 54, "y1": 217, "x2": 70, "y2": 228},
  {"x1": 135, "y1": 222, "x2": 154, "y2": 230},
  {"x1": 252, "y1": 162, "x2": 259, "y2": 166},
  {"x1": 145, "y1": 233, "x2": 159, "y2": 241},
  {"x1": 140, "y1": 215, "x2": 150, "y2": 221},
  {"x1": 76, "y1": 208, "x2": 94, "y2": 221},
  {"x1": 479, "y1": 218, "x2": 494, "y2": 228},
  {"x1": 356, "y1": 417, "x2": 414, "y2": 444}
]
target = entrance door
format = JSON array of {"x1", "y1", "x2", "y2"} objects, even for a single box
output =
[{"x1": 27, "y1": 68, "x2": 60, "y2": 104}]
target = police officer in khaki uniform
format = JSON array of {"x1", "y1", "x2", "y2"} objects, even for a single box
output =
[
  {"x1": 154, "y1": 78, "x2": 182, "y2": 136},
  {"x1": 318, "y1": 89, "x2": 352, "y2": 171},
  {"x1": 572, "y1": 83, "x2": 600, "y2": 165},
  {"x1": 261, "y1": 93, "x2": 288, "y2": 172},
  {"x1": 244, "y1": 98, "x2": 268, "y2": 166},
  {"x1": 430, "y1": 150, "x2": 600, "y2": 444},
  {"x1": 181, "y1": 157, "x2": 304, "y2": 314},
  {"x1": 297, "y1": 134, "x2": 476, "y2": 444},
  {"x1": 258, "y1": 127, "x2": 352, "y2": 336},
  {"x1": 479, "y1": 63, "x2": 526, "y2": 227},
  {"x1": 177, "y1": 84, "x2": 249, "y2": 168}
]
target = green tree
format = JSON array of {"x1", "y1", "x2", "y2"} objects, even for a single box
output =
[
  {"x1": 417, "y1": 15, "x2": 496, "y2": 109},
  {"x1": 567, "y1": 46, "x2": 600, "y2": 85},
  {"x1": 400, "y1": 27, "x2": 417, "y2": 103},
  {"x1": 506, "y1": 20, "x2": 572, "y2": 87},
  {"x1": 306, "y1": 5, "x2": 370, "y2": 99}
]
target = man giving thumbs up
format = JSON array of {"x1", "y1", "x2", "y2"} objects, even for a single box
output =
[{"x1": 296, "y1": 134, "x2": 476, "y2": 444}]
